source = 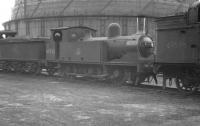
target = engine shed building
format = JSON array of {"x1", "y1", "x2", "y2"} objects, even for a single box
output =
[{"x1": 3, "y1": 0, "x2": 197, "y2": 39}]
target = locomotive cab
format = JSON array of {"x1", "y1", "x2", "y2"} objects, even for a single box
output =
[
  {"x1": 187, "y1": 1, "x2": 200, "y2": 24},
  {"x1": 51, "y1": 26, "x2": 96, "y2": 42},
  {"x1": 46, "y1": 26, "x2": 97, "y2": 61}
]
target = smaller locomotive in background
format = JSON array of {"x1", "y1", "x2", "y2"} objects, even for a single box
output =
[{"x1": 0, "y1": 31, "x2": 47, "y2": 74}]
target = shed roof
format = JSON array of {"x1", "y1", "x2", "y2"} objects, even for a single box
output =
[
  {"x1": 51, "y1": 26, "x2": 96, "y2": 32},
  {"x1": 12, "y1": 0, "x2": 197, "y2": 19}
]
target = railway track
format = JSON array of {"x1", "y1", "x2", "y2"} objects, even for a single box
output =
[{"x1": 0, "y1": 70, "x2": 199, "y2": 96}]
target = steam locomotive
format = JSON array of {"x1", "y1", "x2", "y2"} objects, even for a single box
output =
[
  {"x1": 46, "y1": 22, "x2": 155, "y2": 85},
  {"x1": 0, "y1": 23, "x2": 155, "y2": 85},
  {"x1": 154, "y1": 1, "x2": 200, "y2": 93},
  {"x1": 0, "y1": 31, "x2": 47, "y2": 74}
]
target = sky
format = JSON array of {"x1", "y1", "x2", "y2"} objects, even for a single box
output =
[{"x1": 0, "y1": 0, "x2": 15, "y2": 30}]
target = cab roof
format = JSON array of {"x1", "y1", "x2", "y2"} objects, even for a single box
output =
[{"x1": 51, "y1": 26, "x2": 96, "y2": 32}]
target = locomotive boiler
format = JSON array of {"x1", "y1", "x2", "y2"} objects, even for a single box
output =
[
  {"x1": 46, "y1": 22, "x2": 155, "y2": 84},
  {"x1": 103, "y1": 23, "x2": 154, "y2": 60}
]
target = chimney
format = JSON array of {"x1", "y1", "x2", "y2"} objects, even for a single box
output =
[{"x1": 136, "y1": 16, "x2": 148, "y2": 34}]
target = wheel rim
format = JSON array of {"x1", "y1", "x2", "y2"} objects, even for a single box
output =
[{"x1": 175, "y1": 77, "x2": 198, "y2": 94}]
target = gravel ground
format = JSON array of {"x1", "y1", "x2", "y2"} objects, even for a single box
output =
[{"x1": 0, "y1": 73, "x2": 199, "y2": 126}]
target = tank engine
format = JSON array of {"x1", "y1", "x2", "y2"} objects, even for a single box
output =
[
  {"x1": 46, "y1": 23, "x2": 155, "y2": 84},
  {"x1": 154, "y1": 1, "x2": 200, "y2": 93}
]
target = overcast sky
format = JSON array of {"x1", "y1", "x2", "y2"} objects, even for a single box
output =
[{"x1": 0, "y1": 1, "x2": 15, "y2": 30}]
